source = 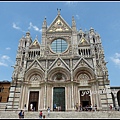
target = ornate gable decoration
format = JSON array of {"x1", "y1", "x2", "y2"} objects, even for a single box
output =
[
  {"x1": 29, "y1": 39, "x2": 40, "y2": 49},
  {"x1": 48, "y1": 57, "x2": 70, "y2": 73},
  {"x1": 26, "y1": 59, "x2": 45, "y2": 73},
  {"x1": 78, "y1": 37, "x2": 89, "y2": 46},
  {"x1": 73, "y1": 57, "x2": 94, "y2": 71},
  {"x1": 47, "y1": 16, "x2": 72, "y2": 32}
]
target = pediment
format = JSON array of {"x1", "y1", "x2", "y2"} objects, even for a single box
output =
[
  {"x1": 73, "y1": 57, "x2": 94, "y2": 71},
  {"x1": 26, "y1": 59, "x2": 45, "y2": 72},
  {"x1": 29, "y1": 39, "x2": 40, "y2": 49},
  {"x1": 47, "y1": 15, "x2": 72, "y2": 33},
  {"x1": 78, "y1": 37, "x2": 89, "y2": 46},
  {"x1": 48, "y1": 57, "x2": 70, "y2": 72}
]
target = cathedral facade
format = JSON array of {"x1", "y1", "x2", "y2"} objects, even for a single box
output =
[{"x1": 7, "y1": 10, "x2": 113, "y2": 111}]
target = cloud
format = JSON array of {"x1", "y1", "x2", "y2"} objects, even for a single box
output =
[
  {"x1": 28, "y1": 22, "x2": 42, "y2": 33},
  {"x1": 0, "y1": 62, "x2": 8, "y2": 67},
  {"x1": 12, "y1": 22, "x2": 26, "y2": 33},
  {"x1": 13, "y1": 22, "x2": 42, "y2": 34},
  {"x1": 6, "y1": 47, "x2": 11, "y2": 50},
  {"x1": 12, "y1": 23, "x2": 21, "y2": 30},
  {"x1": 0, "y1": 55, "x2": 12, "y2": 67},
  {"x1": 76, "y1": 14, "x2": 80, "y2": 20},
  {"x1": 2, "y1": 55, "x2": 10, "y2": 60},
  {"x1": 110, "y1": 53, "x2": 120, "y2": 68}
]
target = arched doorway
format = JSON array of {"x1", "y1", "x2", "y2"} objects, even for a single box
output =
[
  {"x1": 111, "y1": 92, "x2": 116, "y2": 108},
  {"x1": 80, "y1": 90, "x2": 91, "y2": 109},
  {"x1": 28, "y1": 91, "x2": 39, "y2": 111},
  {"x1": 53, "y1": 87, "x2": 65, "y2": 111},
  {"x1": 117, "y1": 90, "x2": 120, "y2": 107}
]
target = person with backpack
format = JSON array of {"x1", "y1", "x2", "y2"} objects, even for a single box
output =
[{"x1": 18, "y1": 110, "x2": 23, "y2": 119}]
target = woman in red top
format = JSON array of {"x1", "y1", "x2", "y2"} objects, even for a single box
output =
[{"x1": 39, "y1": 111, "x2": 42, "y2": 119}]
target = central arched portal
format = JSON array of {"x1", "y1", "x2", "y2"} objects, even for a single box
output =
[
  {"x1": 80, "y1": 90, "x2": 91, "y2": 109},
  {"x1": 53, "y1": 87, "x2": 65, "y2": 111}
]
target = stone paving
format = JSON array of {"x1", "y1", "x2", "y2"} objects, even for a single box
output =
[{"x1": 0, "y1": 110, "x2": 120, "y2": 119}]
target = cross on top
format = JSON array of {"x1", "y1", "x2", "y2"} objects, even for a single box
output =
[{"x1": 57, "y1": 8, "x2": 61, "y2": 15}]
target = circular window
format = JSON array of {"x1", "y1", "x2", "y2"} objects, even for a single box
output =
[{"x1": 51, "y1": 39, "x2": 68, "y2": 53}]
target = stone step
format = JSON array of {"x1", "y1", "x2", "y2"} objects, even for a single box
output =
[
  {"x1": 0, "y1": 111, "x2": 120, "y2": 118},
  {"x1": 0, "y1": 103, "x2": 7, "y2": 109}
]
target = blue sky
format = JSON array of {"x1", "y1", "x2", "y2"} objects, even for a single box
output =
[{"x1": 0, "y1": 1, "x2": 120, "y2": 86}]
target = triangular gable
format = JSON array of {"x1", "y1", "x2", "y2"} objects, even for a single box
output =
[
  {"x1": 29, "y1": 39, "x2": 40, "y2": 49},
  {"x1": 26, "y1": 59, "x2": 45, "y2": 73},
  {"x1": 73, "y1": 57, "x2": 94, "y2": 71},
  {"x1": 47, "y1": 15, "x2": 72, "y2": 32},
  {"x1": 78, "y1": 37, "x2": 89, "y2": 46},
  {"x1": 48, "y1": 57, "x2": 70, "y2": 72}
]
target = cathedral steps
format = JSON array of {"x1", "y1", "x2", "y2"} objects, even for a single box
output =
[{"x1": 0, "y1": 111, "x2": 119, "y2": 118}]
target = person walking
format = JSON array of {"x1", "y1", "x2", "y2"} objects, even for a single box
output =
[
  {"x1": 109, "y1": 104, "x2": 112, "y2": 110},
  {"x1": 18, "y1": 110, "x2": 24, "y2": 119}
]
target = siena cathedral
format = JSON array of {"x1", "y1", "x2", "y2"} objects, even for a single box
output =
[{"x1": 7, "y1": 10, "x2": 120, "y2": 111}]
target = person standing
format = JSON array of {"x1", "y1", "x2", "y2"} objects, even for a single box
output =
[
  {"x1": 75, "y1": 103, "x2": 79, "y2": 111},
  {"x1": 54, "y1": 103, "x2": 56, "y2": 111},
  {"x1": 30, "y1": 103, "x2": 33, "y2": 111},
  {"x1": 39, "y1": 111, "x2": 43, "y2": 119},
  {"x1": 24, "y1": 104, "x2": 26, "y2": 111},
  {"x1": 95, "y1": 104, "x2": 97, "y2": 111},
  {"x1": 90, "y1": 104, "x2": 93, "y2": 111},
  {"x1": 79, "y1": 103, "x2": 82, "y2": 112},
  {"x1": 47, "y1": 107, "x2": 50, "y2": 117}
]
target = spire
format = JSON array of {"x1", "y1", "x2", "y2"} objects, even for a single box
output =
[
  {"x1": 57, "y1": 8, "x2": 61, "y2": 15},
  {"x1": 90, "y1": 27, "x2": 94, "y2": 33},
  {"x1": 35, "y1": 35, "x2": 38, "y2": 40},
  {"x1": 72, "y1": 16, "x2": 76, "y2": 31},
  {"x1": 26, "y1": 31, "x2": 30, "y2": 38},
  {"x1": 79, "y1": 28, "x2": 83, "y2": 34},
  {"x1": 42, "y1": 17, "x2": 47, "y2": 28}
]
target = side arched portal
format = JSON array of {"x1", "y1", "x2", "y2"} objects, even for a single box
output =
[
  {"x1": 111, "y1": 92, "x2": 116, "y2": 108},
  {"x1": 117, "y1": 90, "x2": 120, "y2": 107}
]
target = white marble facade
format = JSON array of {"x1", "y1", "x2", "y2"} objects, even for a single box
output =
[{"x1": 7, "y1": 10, "x2": 119, "y2": 111}]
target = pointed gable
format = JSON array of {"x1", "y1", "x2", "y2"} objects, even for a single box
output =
[
  {"x1": 73, "y1": 57, "x2": 94, "y2": 71},
  {"x1": 26, "y1": 59, "x2": 45, "y2": 73},
  {"x1": 29, "y1": 39, "x2": 40, "y2": 49},
  {"x1": 48, "y1": 57, "x2": 70, "y2": 73},
  {"x1": 78, "y1": 37, "x2": 89, "y2": 46},
  {"x1": 47, "y1": 15, "x2": 72, "y2": 33}
]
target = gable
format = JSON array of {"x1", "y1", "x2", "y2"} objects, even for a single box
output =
[
  {"x1": 47, "y1": 57, "x2": 70, "y2": 73},
  {"x1": 29, "y1": 39, "x2": 40, "y2": 49},
  {"x1": 73, "y1": 57, "x2": 94, "y2": 71},
  {"x1": 26, "y1": 59, "x2": 45, "y2": 73},
  {"x1": 47, "y1": 15, "x2": 72, "y2": 33},
  {"x1": 78, "y1": 37, "x2": 89, "y2": 46}
]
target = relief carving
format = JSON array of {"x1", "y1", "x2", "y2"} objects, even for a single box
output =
[{"x1": 30, "y1": 74, "x2": 41, "y2": 81}]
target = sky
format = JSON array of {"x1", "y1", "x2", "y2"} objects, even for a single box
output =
[{"x1": 0, "y1": 1, "x2": 120, "y2": 86}]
